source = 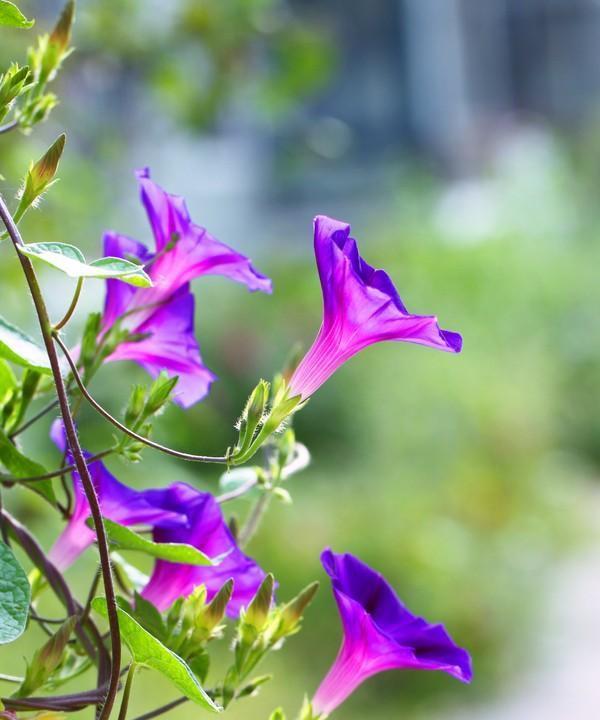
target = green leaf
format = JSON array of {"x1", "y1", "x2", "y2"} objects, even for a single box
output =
[
  {"x1": 0, "y1": 0, "x2": 34, "y2": 28},
  {"x1": 0, "y1": 359, "x2": 17, "y2": 406},
  {"x1": 0, "y1": 427, "x2": 56, "y2": 505},
  {"x1": 18, "y1": 242, "x2": 152, "y2": 287},
  {"x1": 0, "y1": 541, "x2": 30, "y2": 644},
  {"x1": 90, "y1": 518, "x2": 213, "y2": 566},
  {"x1": 92, "y1": 598, "x2": 221, "y2": 713},
  {"x1": 131, "y1": 592, "x2": 166, "y2": 642},
  {"x1": 0, "y1": 315, "x2": 50, "y2": 374}
]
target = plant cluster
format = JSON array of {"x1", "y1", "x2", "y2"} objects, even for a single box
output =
[{"x1": 0, "y1": 4, "x2": 470, "y2": 719}]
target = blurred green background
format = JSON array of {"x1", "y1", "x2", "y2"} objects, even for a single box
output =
[{"x1": 1, "y1": 1, "x2": 600, "y2": 718}]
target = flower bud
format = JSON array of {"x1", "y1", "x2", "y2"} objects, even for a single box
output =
[
  {"x1": 237, "y1": 379, "x2": 269, "y2": 455},
  {"x1": 15, "y1": 617, "x2": 76, "y2": 697},
  {"x1": 145, "y1": 371, "x2": 178, "y2": 416},
  {"x1": 244, "y1": 573, "x2": 274, "y2": 632},
  {"x1": 16, "y1": 134, "x2": 65, "y2": 220},
  {"x1": 49, "y1": 1, "x2": 75, "y2": 55},
  {"x1": 274, "y1": 581, "x2": 319, "y2": 640},
  {"x1": 202, "y1": 578, "x2": 234, "y2": 630}
]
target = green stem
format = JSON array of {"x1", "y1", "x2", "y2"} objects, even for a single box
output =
[
  {"x1": 0, "y1": 673, "x2": 24, "y2": 684},
  {"x1": 239, "y1": 491, "x2": 271, "y2": 548},
  {"x1": 0, "y1": 194, "x2": 121, "y2": 720},
  {"x1": 118, "y1": 663, "x2": 138, "y2": 720},
  {"x1": 53, "y1": 276, "x2": 83, "y2": 331}
]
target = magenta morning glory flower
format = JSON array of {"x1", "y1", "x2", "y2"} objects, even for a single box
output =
[
  {"x1": 312, "y1": 549, "x2": 472, "y2": 717},
  {"x1": 288, "y1": 216, "x2": 462, "y2": 399},
  {"x1": 102, "y1": 168, "x2": 272, "y2": 407},
  {"x1": 140, "y1": 483, "x2": 267, "y2": 617},
  {"x1": 48, "y1": 420, "x2": 186, "y2": 571}
]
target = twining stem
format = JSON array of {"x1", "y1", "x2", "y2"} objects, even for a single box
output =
[
  {"x1": 0, "y1": 195, "x2": 121, "y2": 720},
  {"x1": 53, "y1": 333, "x2": 229, "y2": 465},
  {"x1": 1, "y1": 508, "x2": 110, "y2": 686},
  {"x1": 131, "y1": 697, "x2": 187, "y2": 720},
  {"x1": 9, "y1": 396, "x2": 60, "y2": 439},
  {"x1": 54, "y1": 276, "x2": 84, "y2": 331},
  {"x1": 0, "y1": 449, "x2": 113, "y2": 485},
  {"x1": 118, "y1": 663, "x2": 138, "y2": 720}
]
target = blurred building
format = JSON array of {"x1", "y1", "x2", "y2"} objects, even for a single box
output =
[{"x1": 298, "y1": 0, "x2": 600, "y2": 172}]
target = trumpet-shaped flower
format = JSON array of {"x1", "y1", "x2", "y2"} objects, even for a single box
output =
[
  {"x1": 48, "y1": 421, "x2": 185, "y2": 571},
  {"x1": 102, "y1": 169, "x2": 272, "y2": 407},
  {"x1": 288, "y1": 216, "x2": 461, "y2": 399},
  {"x1": 140, "y1": 483, "x2": 267, "y2": 617},
  {"x1": 313, "y1": 549, "x2": 472, "y2": 717}
]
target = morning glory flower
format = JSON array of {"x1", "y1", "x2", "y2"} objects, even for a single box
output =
[
  {"x1": 140, "y1": 483, "x2": 267, "y2": 617},
  {"x1": 312, "y1": 549, "x2": 472, "y2": 717},
  {"x1": 288, "y1": 216, "x2": 461, "y2": 399},
  {"x1": 102, "y1": 168, "x2": 272, "y2": 407},
  {"x1": 48, "y1": 420, "x2": 185, "y2": 571}
]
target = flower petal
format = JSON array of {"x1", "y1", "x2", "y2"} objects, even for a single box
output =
[
  {"x1": 137, "y1": 168, "x2": 272, "y2": 296},
  {"x1": 313, "y1": 549, "x2": 471, "y2": 716},
  {"x1": 107, "y1": 286, "x2": 216, "y2": 408},
  {"x1": 141, "y1": 484, "x2": 267, "y2": 616},
  {"x1": 48, "y1": 421, "x2": 186, "y2": 570},
  {"x1": 102, "y1": 232, "x2": 153, "y2": 328},
  {"x1": 289, "y1": 216, "x2": 461, "y2": 398}
]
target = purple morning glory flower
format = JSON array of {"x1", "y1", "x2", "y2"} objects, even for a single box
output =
[
  {"x1": 312, "y1": 549, "x2": 472, "y2": 717},
  {"x1": 140, "y1": 483, "x2": 267, "y2": 617},
  {"x1": 102, "y1": 168, "x2": 272, "y2": 407},
  {"x1": 288, "y1": 216, "x2": 462, "y2": 399},
  {"x1": 48, "y1": 420, "x2": 186, "y2": 571}
]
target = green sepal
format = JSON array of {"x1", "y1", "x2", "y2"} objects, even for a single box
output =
[{"x1": 15, "y1": 134, "x2": 65, "y2": 222}]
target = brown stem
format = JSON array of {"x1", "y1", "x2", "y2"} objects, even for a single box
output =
[
  {"x1": 0, "y1": 449, "x2": 114, "y2": 484},
  {"x1": 131, "y1": 697, "x2": 187, "y2": 720},
  {"x1": 54, "y1": 333, "x2": 228, "y2": 465},
  {"x1": 9, "y1": 396, "x2": 60, "y2": 439},
  {"x1": 0, "y1": 195, "x2": 121, "y2": 720}
]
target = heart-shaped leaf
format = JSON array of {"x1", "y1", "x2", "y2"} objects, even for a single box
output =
[
  {"x1": 90, "y1": 518, "x2": 213, "y2": 566},
  {"x1": 19, "y1": 242, "x2": 152, "y2": 287},
  {"x1": 0, "y1": 541, "x2": 30, "y2": 644},
  {"x1": 92, "y1": 598, "x2": 221, "y2": 713},
  {"x1": 0, "y1": 315, "x2": 50, "y2": 373},
  {"x1": 0, "y1": 0, "x2": 34, "y2": 28}
]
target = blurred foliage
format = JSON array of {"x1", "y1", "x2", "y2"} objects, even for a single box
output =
[
  {"x1": 78, "y1": 0, "x2": 334, "y2": 129},
  {"x1": 1, "y1": 2, "x2": 599, "y2": 720}
]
